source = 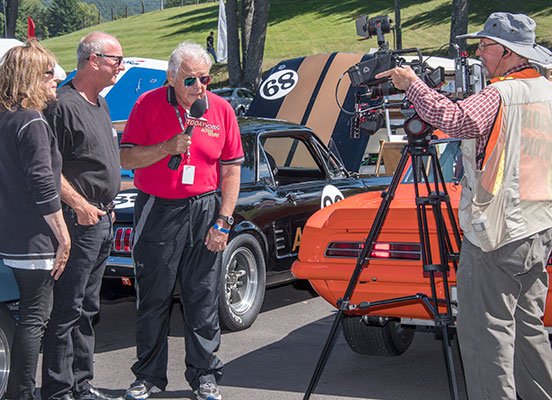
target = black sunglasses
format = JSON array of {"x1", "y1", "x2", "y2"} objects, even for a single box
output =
[
  {"x1": 88, "y1": 53, "x2": 123, "y2": 66},
  {"x1": 183, "y1": 75, "x2": 211, "y2": 87}
]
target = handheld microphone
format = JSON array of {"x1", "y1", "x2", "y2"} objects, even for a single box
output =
[{"x1": 168, "y1": 97, "x2": 207, "y2": 170}]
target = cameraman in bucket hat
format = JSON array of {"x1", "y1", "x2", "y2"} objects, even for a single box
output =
[{"x1": 377, "y1": 12, "x2": 552, "y2": 400}]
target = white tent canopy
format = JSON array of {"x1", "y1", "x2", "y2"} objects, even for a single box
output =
[{"x1": 0, "y1": 38, "x2": 66, "y2": 81}]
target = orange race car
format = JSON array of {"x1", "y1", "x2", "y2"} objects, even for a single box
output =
[{"x1": 291, "y1": 138, "x2": 552, "y2": 357}]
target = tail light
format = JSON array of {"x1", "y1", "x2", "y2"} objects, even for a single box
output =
[
  {"x1": 114, "y1": 227, "x2": 133, "y2": 253},
  {"x1": 325, "y1": 241, "x2": 421, "y2": 261}
]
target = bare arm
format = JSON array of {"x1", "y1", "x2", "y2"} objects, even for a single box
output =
[
  {"x1": 205, "y1": 163, "x2": 241, "y2": 252},
  {"x1": 218, "y1": 163, "x2": 241, "y2": 218},
  {"x1": 43, "y1": 210, "x2": 71, "y2": 280},
  {"x1": 61, "y1": 175, "x2": 105, "y2": 225},
  {"x1": 120, "y1": 133, "x2": 192, "y2": 170}
]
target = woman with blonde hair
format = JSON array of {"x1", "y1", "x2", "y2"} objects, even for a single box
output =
[{"x1": 0, "y1": 39, "x2": 70, "y2": 400}]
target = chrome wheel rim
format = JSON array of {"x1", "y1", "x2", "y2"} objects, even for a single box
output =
[
  {"x1": 225, "y1": 247, "x2": 258, "y2": 315},
  {"x1": 0, "y1": 327, "x2": 10, "y2": 398}
]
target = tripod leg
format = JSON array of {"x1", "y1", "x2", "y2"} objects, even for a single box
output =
[
  {"x1": 411, "y1": 149, "x2": 461, "y2": 400},
  {"x1": 440, "y1": 323, "x2": 460, "y2": 400},
  {"x1": 303, "y1": 147, "x2": 411, "y2": 399},
  {"x1": 303, "y1": 310, "x2": 345, "y2": 400}
]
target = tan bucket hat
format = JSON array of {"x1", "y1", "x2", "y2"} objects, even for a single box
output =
[{"x1": 457, "y1": 12, "x2": 552, "y2": 64}]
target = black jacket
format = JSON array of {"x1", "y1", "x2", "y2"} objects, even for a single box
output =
[{"x1": 0, "y1": 107, "x2": 62, "y2": 260}]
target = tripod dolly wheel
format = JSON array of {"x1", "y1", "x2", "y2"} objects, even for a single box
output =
[{"x1": 342, "y1": 315, "x2": 415, "y2": 356}]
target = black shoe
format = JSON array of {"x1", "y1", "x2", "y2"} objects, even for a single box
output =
[{"x1": 75, "y1": 387, "x2": 121, "y2": 400}]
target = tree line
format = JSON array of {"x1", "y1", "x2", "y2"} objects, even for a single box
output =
[
  {"x1": 1, "y1": 0, "x2": 218, "y2": 41},
  {"x1": 2, "y1": 0, "x2": 106, "y2": 40},
  {"x1": 1, "y1": 0, "x2": 470, "y2": 93}
]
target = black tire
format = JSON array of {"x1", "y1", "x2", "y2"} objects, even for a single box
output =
[
  {"x1": 342, "y1": 315, "x2": 415, "y2": 356},
  {"x1": 218, "y1": 233, "x2": 266, "y2": 331},
  {"x1": 236, "y1": 106, "x2": 246, "y2": 116},
  {"x1": 0, "y1": 304, "x2": 16, "y2": 400}
]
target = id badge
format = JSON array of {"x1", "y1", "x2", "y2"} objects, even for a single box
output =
[{"x1": 182, "y1": 165, "x2": 195, "y2": 185}]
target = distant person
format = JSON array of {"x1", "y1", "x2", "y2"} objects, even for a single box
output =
[
  {"x1": 120, "y1": 40, "x2": 243, "y2": 400},
  {"x1": 206, "y1": 31, "x2": 218, "y2": 63},
  {"x1": 376, "y1": 12, "x2": 552, "y2": 400},
  {"x1": 41, "y1": 31, "x2": 125, "y2": 400},
  {"x1": 0, "y1": 39, "x2": 71, "y2": 400}
]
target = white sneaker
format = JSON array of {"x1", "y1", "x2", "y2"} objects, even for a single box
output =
[{"x1": 194, "y1": 382, "x2": 222, "y2": 400}]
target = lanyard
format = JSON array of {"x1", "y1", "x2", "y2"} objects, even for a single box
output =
[{"x1": 174, "y1": 105, "x2": 187, "y2": 131}]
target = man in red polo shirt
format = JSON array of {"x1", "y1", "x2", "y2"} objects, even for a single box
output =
[{"x1": 119, "y1": 41, "x2": 243, "y2": 400}]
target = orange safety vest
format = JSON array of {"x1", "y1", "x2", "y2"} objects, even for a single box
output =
[
  {"x1": 464, "y1": 69, "x2": 552, "y2": 251},
  {"x1": 478, "y1": 68, "x2": 541, "y2": 196}
]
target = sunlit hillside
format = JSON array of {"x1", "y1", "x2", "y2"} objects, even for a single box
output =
[{"x1": 43, "y1": 0, "x2": 552, "y2": 87}]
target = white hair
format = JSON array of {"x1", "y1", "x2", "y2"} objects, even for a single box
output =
[{"x1": 168, "y1": 40, "x2": 212, "y2": 78}]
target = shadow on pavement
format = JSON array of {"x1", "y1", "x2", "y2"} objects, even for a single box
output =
[
  {"x1": 94, "y1": 280, "x2": 319, "y2": 353},
  {"x1": 221, "y1": 315, "x2": 466, "y2": 400}
]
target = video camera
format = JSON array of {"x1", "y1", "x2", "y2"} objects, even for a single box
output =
[{"x1": 346, "y1": 14, "x2": 484, "y2": 141}]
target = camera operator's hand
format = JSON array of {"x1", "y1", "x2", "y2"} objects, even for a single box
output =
[{"x1": 376, "y1": 66, "x2": 418, "y2": 91}]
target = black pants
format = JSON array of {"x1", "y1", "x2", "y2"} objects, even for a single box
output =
[
  {"x1": 41, "y1": 206, "x2": 113, "y2": 400},
  {"x1": 7, "y1": 268, "x2": 54, "y2": 400},
  {"x1": 131, "y1": 190, "x2": 223, "y2": 391}
]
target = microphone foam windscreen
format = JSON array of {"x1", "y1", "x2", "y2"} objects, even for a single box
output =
[{"x1": 190, "y1": 97, "x2": 207, "y2": 118}]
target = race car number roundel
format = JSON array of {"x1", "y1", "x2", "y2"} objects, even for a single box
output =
[
  {"x1": 259, "y1": 69, "x2": 298, "y2": 100},
  {"x1": 321, "y1": 185, "x2": 344, "y2": 209},
  {"x1": 113, "y1": 191, "x2": 137, "y2": 209}
]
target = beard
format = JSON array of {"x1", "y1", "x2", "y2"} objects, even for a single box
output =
[
  {"x1": 479, "y1": 57, "x2": 490, "y2": 77},
  {"x1": 479, "y1": 57, "x2": 493, "y2": 79}
]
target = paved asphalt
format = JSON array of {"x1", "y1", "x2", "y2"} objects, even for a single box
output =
[{"x1": 36, "y1": 281, "x2": 468, "y2": 400}]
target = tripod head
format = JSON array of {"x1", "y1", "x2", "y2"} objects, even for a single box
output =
[{"x1": 402, "y1": 103, "x2": 434, "y2": 148}]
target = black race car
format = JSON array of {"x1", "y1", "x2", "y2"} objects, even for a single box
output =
[{"x1": 106, "y1": 117, "x2": 390, "y2": 331}]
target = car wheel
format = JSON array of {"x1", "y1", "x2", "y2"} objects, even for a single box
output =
[
  {"x1": 0, "y1": 304, "x2": 15, "y2": 400},
  {"x1": 236, "y1": 106, "x2": 246, "y2": 116},
  {"x1": 342, "y1": 315, "x2": 415, "y2": 356},
  {"x1": 218, "y1": 233, "x2": 266, "y2": 331}
]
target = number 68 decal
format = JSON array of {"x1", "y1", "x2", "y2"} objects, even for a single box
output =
[{"x1": 260, "y1": 69, "x2": 298, "y2": 100}]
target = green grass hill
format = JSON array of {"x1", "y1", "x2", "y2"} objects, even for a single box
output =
[{"x1": 43, "y1": 0, "x2": 552, "y2": 87}]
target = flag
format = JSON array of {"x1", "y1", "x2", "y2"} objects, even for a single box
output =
[
  {"x1": 216, "y1": 0, "x2": 228, "y2": 63},
  {"x1": 27, "y1": 16, "x2": 35, "y2": 39}
]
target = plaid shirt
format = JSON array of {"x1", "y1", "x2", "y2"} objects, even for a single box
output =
[{"x1": 405, "y1": 62, "x2": 535, "y2": 156}]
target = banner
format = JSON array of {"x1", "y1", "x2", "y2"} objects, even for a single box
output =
[
  {"x1": 216, "y1": 0, "x2": 227, "y2": 63},
  {"x1": 27, "y1": 16, "x2": 35, "y2": 39}
]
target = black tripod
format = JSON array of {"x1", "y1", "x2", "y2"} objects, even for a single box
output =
[{"x1": 303, "y1": 134, "x2": 463, "y2": 400}]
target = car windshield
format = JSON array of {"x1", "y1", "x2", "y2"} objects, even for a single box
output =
[
  {"x1": 214, "y1": 89, "x2": 234, "y2": 97},
  {"x1": 259, "y1": 134, "x2": 326, "y2": 186},
  {"x1": 310, "y1": 137, "x2": 348, "y2": 179},
  {"x1": 238, "y1": 89, "x2": 254, "y2": 98}
]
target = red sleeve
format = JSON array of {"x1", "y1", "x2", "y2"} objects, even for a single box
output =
[
  {"x1": 405, "y1": 78, "x2": 501, "y2": 140},
  {"x1": 120, "y1": 91, "x2": 153, "y2": 148}
]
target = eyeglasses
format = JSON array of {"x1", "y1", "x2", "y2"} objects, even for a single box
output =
[
  {"x1": 478, "y1": 42, "x2": 501, "y2": 51},
  {"x1": 89, "y1": 53, "x2": 123, "y2": 66},
  {"x1": 183, "y1": 75, "x2": 211, "y2": 87}
]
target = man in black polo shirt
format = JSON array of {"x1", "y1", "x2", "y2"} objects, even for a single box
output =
[
  {"x1": 206, "y1": 31, "x2": 217, "y2": 63},
  {"x1": 41, "y1": 31, "x2": 124, "y2": 400}
]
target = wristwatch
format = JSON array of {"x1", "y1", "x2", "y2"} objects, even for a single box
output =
[{"x1": 218, "y1": 215, "x2": 234, "y2": 225}]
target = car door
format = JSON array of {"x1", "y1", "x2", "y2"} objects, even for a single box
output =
[{"x1": 260, "y1": 132, "x2": 369, "y2": 263}]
